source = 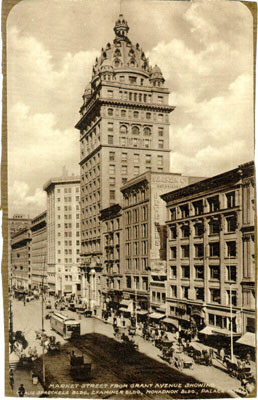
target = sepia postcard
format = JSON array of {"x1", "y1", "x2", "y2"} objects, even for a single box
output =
[{"x1": 2, "y1": 0, "x2": 257, "y2": 398}]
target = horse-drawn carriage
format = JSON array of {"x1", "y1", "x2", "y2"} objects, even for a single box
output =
[
  {"x1": 70, "y1": 352, "x2": 91, "y2": 381},
  {"x1": 48, "y1": 336, "x2": 61, "y2": 352},
  {"x1": 171, "y1": 350, "x2": 194, "y2": 370}
]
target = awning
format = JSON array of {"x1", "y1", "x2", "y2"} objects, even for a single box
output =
[
  {"x1": 136, "y1": 310, "x2": 148, "y2": 315},
  {"x1": 236, "y1": 332, "x2": 256, "y2": 348},
  {"x1": 199, "y1": 326, "x2": 214, "y2": 335},
  {"x1": 157, "y1": 304, "x2": 166, "y2": 312},
  {"x1": 149, "y1": 312, "x2": 166, "y2": 320},
  {"x1": 120, "y1": 307, "x2": 131, "y2": 313},
  {"x1": 120, "y1": 300, "x2": 131, "y2": 307},
  {"x1": 212, "y1": 327, "x2": 240, "y2": 337},
  {"x1": 163, "y1": 317, "x2": 179, "y2": 328}
]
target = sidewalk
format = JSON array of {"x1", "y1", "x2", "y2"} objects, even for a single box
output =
[{"x1": 11, "y1": 367, "x2": 44, "y2": 397}]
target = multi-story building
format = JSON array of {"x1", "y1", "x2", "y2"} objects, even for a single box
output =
[
  {"x1": 99, "y1": 204, "x2": 123, "y2": 312},
  {"x1": 120, "y1": 171, "x2": 202, "y2": 319},
  {"x1": 75, "y1": 14, "x2": 175, "y2": 308},
  {"x1": 8, "y1": 214, "x2": 31, "y2": 283},
  {"x1": 161, "y1": 161, "x2": 255, "y2": 338},
  {"x1": 30, "y1": 211, "x2": 47, "y2": 291},
  {"x1": 11, "y1": 226, "x2": 32, "y2": 289},
  {"x1": 43, "y1": 174, "x2": 81, "y2": 296}
]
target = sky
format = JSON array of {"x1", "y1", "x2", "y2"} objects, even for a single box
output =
[{"x1": 7, "y1": 0, "x2": 255, "y2": 217}]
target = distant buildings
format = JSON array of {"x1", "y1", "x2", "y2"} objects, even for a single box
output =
[
  {"x1": 11, "y1": 226, "x2": 31, "y2": 289},
  {"x1": 161, "y1": 161, "x2": 255, "y2": 336},
  {"x1": 30, "y1": 211, "x2": 47, "y2": 291},
  {"x1": 43, "y1": 174, "x2": 81, "y2": 296}
]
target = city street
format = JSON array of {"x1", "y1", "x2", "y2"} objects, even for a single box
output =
[{"x1": 10, "y1": 297, "x2": 246, "y2": 398}]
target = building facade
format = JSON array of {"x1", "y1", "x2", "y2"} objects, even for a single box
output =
[
  {"x1": 11, "y1": 227, "x2": 32, "y2": 289},
  {"x1": 30, "y1": 211, "x2": 48, "y2": 291},
  {"x1": 120, "y1": 171, "x2": 201, "y2": 319},
  {"x1": 161, "y1": 161, "x2": 255, "y2": 337},
  {"x1": 75, "y1": 15, "x2": 175, "y2": 308},
  {"x1": 43, "y1": 174, "x2": 81, "y2": 296}
]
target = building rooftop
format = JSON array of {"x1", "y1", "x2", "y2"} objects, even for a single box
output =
[{"x1": 43, "y1": 175, "x2": 80, "y2": 191}]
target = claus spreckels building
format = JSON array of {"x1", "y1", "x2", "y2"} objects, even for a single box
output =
[{"x1": 75, "y1": 15, "x2": 175, "y2": 309}]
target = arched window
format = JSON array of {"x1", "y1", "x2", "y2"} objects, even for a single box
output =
[
  {"x1": 108, "y1": 108, "x2": 113, "y2": 116},
  {"x1": 132, "y1": 126, "x2": 140, "y2": 135},
  {"x1": 114, "y1": 49, "x2": 121, "y2": 57},
  {"x1": 144, "y1": 127, "x2": 151, "y2": 136},
  {"x1": 120, "y1": 125, "x2": 128, "y2": 134},
  {"x1": 146, "y1": 112, "x2": 151, "y2": 120},
  {"x1": 114, "y1": 59, "x2": 120, "y2": 67},
  {"x1": 130, "y1": 59, "x2": 135, "y2": 67}
]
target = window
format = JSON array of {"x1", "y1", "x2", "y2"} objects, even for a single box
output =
[
  {"x1": 170, "y1": 226, "x2": 177, "y2": 239},
  {"x1": 146, "y1": 112, "x2": 151, "y2": 120},
  {"x1": 122, "y1": 178, "x2": 127, "y2": 185},
  {"x1": 208, "y1": 196, "x2": 220, "y2": 212},
  {"x1": 170, "y1": 285, "x2": 177, "y2": 297},
  {"x1": 227, "y1": 290, "x2": 237, "y2": 306},
  {"x1": 121, "y1": 153, "x2": 127, "y2": 162},
  {"x1": 157, "y1": 155, "x2": 163, "y2": 166},
  {"x1": 158, "y1": 140, "x2": 164, "y2": 149},
  {"x1": 134, "y1": 166, "x2": 140, "y2": 176},
  {"x1": 109, "y1": 152, "x2": 115, "y2": 161},
  {"x1": 209, "y1": 242, "x2": 220, "y2": 257},
  {"x1": 134, "y1": 153, "x2": 140, "y2": 163},
  {"x1": 121, "y1": 109, "x2": 126, "y2": 117},
  {"x1": 195, "y1": 265, "x2": 204, "y2": 280},
  {"x1": 209, "y1": 265, "x2": 220, "y2": 280},
  {"x1": 126, "y1": 276, "x2": 132, "y2": 288},
  {"x1": 108, "y1": 122, "x2": 113, "y2": 132},
  {"x1": 226, "y1": 215, "x2": 237, "y2": 232},
  {"x1": 226, "y1": 241, "x2": 236, "y2": 257},
  {"x1": 129, "y1": 76, "x2": 137, "y2": 84},
  {"x1": 132, "y1": 126, "x2": 140, "y2": 135},
  {"x1": 181, "y1": 224, "x2": 189, "y2": 238},
  {"x1": 170, "y1": 266, "x2": 177, "y2": 279},
  {"x1": 182, "y1": 286, "x2": 189, "y2": 299},
  {"x1": 109, "y1": 164, "x2": 115, "y2": 174},
  {"x1": 157, "y1": 96, "x2": 163, "y2": 104},
  {"x1": 210, "y1": 288, "x2": 221, "y2": 304},
  {"x1": 194, "y1": 223, "x2": 204, "y2": 237},
  {"x1": 109, "y1": 177, "x2": 115, "y2": 186},
  {"x1": 120, "y1": 75, "x2": 125, "y2": 82},
  {"x1": 143, "y1": 127, "x2": 151, "y2": 136},
  {"x1": 158, "y1": 114, "x2": 163, "y2": 122},
  {"x1": 145, "y1": 154, "x2": 151, "y2": 164},
  {"x1": 107, "y1": 90, "x2": 113, "y2": 98},
  {"x1": 193, "y1": 200, "x2": 203, "y2": 215},
  {"x1": 120, "y1": 125, "x2": 128, "y2": 134},
  {"x1": 144, "y1": 139, "x2": 150, "y2": 148},
  {"x1": 107, "y1": 108, "x2": 113, "y2": 116},
  {"x1": 108, "y1": 135, "x2": 113, "y2": 144},
  {"x1": 170, "y1": 247, "x2": 177, "y2": 259},
  {"x1": 180, "y1": 204, "x2": 189, "y2": 218},
  {"x1": 226, "y1": 265, "x2": 236, "y2": 281},
  {"x1": 133, "y1": 111, "x2": 139, "y2": 118},
  {"x1": 194, "y1": 244, "x2": 204, "y2": 258},
  {"x1": 121, "y1": 165, "x2": 127, "y2": 175},
  {"x1": 158, "y1": 127, "x2": 164, "y2": 136},
  {"x1": 110, "y1": 190, "x2": 115, "y2": 200},
  {"x1": 181, "y1": 245, "x2": 189, "y2": 258},
  {"x1": 195, "y1": 287, "x2": 204, "y2": 301},
  {"x1": 170, "y1": 208, "x2": 176, "y2": 220},
  {"x1": 181, "y1": 265, "x2": 190, "y2": 279},
  {"x1": 226, "y1": 192, "x2": 235, "y2": 208},
  {"x1": 209, "y1": 218, "x2": 220, "y2": 234}
]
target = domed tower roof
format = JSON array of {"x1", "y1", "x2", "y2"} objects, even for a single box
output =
[{"x1": 150, "y1": 64, "x2": 165, "y2": 85}]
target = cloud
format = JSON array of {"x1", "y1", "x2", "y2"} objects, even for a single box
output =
[{"x1": 9, "y1": 181, "x2": 47, "y2": 217}]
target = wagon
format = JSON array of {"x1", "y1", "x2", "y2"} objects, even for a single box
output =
[{"x1": 171, "y1": 351, "x2": 194, "y2": 370}]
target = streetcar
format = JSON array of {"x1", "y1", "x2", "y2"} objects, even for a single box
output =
[{"x1": 50, "y1": 312, "x2": 81, "y2": 339}]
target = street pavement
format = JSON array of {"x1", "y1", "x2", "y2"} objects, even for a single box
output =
[{"x1": 10, "y1": 297, "x2": 247, "y2": 397}]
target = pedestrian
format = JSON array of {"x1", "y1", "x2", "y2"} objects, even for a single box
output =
[
  {"x1": 23, "y1": 296, "x2": 26, "y2": 306},
  {"x1": 18, "y1": 384, "x2": 25, "y2": 397},
  {"x1": 9, "y1": 369, "x2": 14, "y2": 390},
  {"x1": 220, "y1": 347, "x2": 225, "y2": 363}
]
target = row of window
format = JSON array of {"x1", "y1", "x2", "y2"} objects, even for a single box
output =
[
  {"x1": 125, "y1": 224, "x2": 148, "y2": 240},
  {"x1": 169, "y1": 285, "x2": 237, "y2": 306},
  {"x1": 81, "y1": 229, "x2": 101, "y2": 239},
  {"x1": 125, "y1": 275, "x2": 149, "y2": 290},
  {"x1": 108, "y1": 88, "x2": 164, "y2": 104},
  {"x1": 57, "y1": 196, "x2": 80, "y2": 202},
  {"x1": 169, "y1": 215, "x2": 237, "y2": 239},
  {"x1": 169, "y1": 192, "x2": 236, "y2": 220},
  {"x1": 170, "y1": 241, "x2": 237, "y2": 259},
  {"x1": 169, "y1": 264, "x2": 237, "y2": 281},
  {"x1": 56, "y1": 187, "x2": 80, "y2": 194},
  {"x1": 57, "y1": 258, "x2": 80, "y2": 264},
  {"x1": 107, "y1": 107, "x2": 166, "y2": 123},
  {"x1": 125, "y1": 257, "x2": 149, "y2": 272},
  {"x1": 57, "y1": 240, "x2": 80, "y2": 246},
  {"x1": 125, "y1": 207, "x2": 148, "y2": 225},
  {"x1": 107, "y1": 134, "x2": 164, "y2": 149},
  {"x1": 125, "y1": 240, "x2": 148, "y2": 256},
  {"x1": 151, "y1": 291, "x2": 166, "y2": 304}
]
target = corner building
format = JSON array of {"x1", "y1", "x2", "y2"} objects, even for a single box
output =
[
  {"x1": 161, "y1": 162, "x2": 255, "y2": 338},
  {"x1": 75, "y1": 15, "x2": 175, "y2": 309}
]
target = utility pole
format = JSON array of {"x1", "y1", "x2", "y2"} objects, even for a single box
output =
[
  {"x1": 41, "y1": 258, "x2": 46, "y2": 384},
  {"x1": 9, "y1": 271, "x2": 14, "y2": 352}
]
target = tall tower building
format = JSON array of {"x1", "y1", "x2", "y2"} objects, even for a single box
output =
[
  {"x1": 75, "y1": 16, "x2": 175, "y2": 304},
  {"x1": 43, "y1": 175, "x2": 81, "y2": 296}
]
